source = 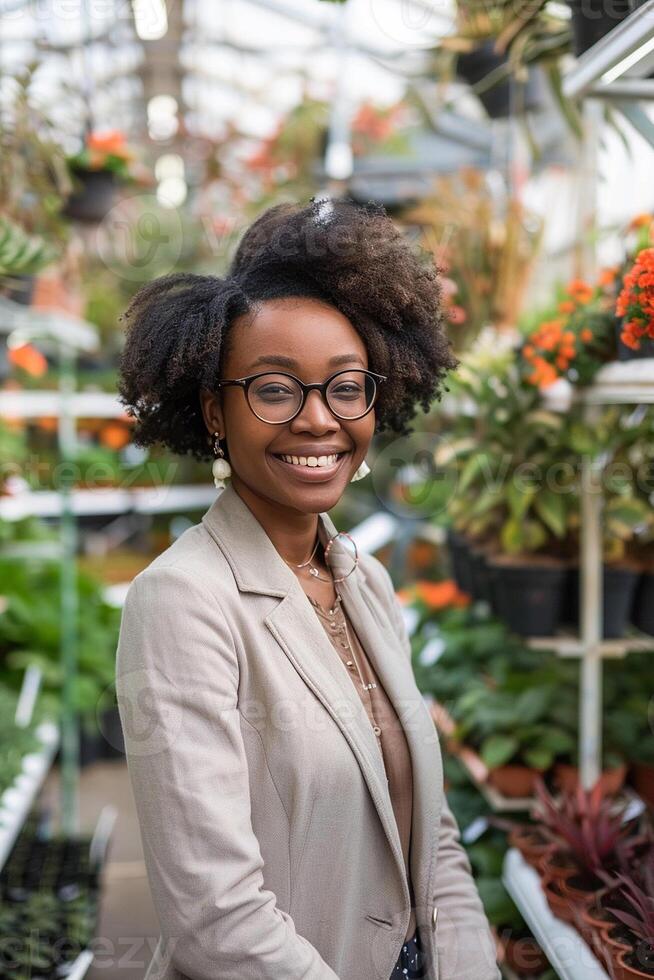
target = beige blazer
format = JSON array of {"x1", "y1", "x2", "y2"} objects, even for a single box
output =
[{"x1": 115, "y1": 482, "x2": 500, "y2": 980}]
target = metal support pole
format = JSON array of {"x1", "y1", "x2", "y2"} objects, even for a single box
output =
[
  {"x1": 579, "y1": 405, "x2": 604, "y2": 789},
  {"x1": 59, "y1": 340, "x2": 79, "y2": 835}
]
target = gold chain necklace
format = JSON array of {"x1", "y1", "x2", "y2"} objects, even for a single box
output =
[{"x1": 308, "y1": 589, "x2": 376, "y2": 693}]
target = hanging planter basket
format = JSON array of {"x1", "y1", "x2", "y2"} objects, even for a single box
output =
[
  {"x1": 63, "y1": 165, "x2": 117, "y2": 223},
  {"x1": 456, "y1": 41, "x2": 544, "y2": 119}
]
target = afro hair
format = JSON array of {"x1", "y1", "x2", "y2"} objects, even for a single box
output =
[{"x1": 117, "y1": 196, "x2": 458, "y2": 461}]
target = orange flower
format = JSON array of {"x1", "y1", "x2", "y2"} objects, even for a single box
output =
[
  {"x1": 8, "y1": 344, "x2": 48, "y2": 377},
  {"x1": 616, "y1": 247, "x2": 654, "y2": 349},
  {"x1": 581, "y1": 328, "x2": 593, "y2": 342},
  {"x1": 87, "y1": 130, "x2": 130, "y2": 157},
  {"x1": 99, "y1": 423, "x2": 131, "y2": 450},
  {"x1": 567, "y1": 279, "x2": 594, "y2": 304},
  {"x1": 598, "y1": 266, "x2": 619, "y2": 287},
  {"x1": 413, "y1": 579, "x2": 470, "y2": 609},
  {"x1": 558, "y1": 300, "x2": 575, "y2": 314},
  {"x1": 628, "y1": 213, "x2": 653, "y2": 230}
]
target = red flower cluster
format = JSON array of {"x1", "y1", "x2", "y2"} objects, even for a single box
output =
[{"x1": 616, "y1": 247, "x2": 654, "y2": 350}]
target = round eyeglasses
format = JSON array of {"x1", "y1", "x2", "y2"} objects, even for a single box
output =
[{"x1": 215, "y1": 369, "x2": 387, "y2": 424}]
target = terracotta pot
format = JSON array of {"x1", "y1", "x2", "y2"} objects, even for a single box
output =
[
  {"x1": 560, "y1": 870, "x2": 606, "y2": 907},
  {"x1": 579, "y1": 892, "x2": 613, "y2": 943},
  {"x1": 553, "y1": 761, "x2": 627, "y2": 795},
  {"x1": 488, "y1": 764, "x2": 543, "y2": 798},
  {"x1": 501, "y1": 933, "x2": 549, "y2": 975},
  {"x1": 537, "y1": 844, "x2": 578, "y2": 882},
  {"x1": 602, "y1": 922, "x2": 638, "y2": 956},
  {"x1": 581, "y1": 901, "x2": 617, "y2": 969},
  {"x1": 508, "y1": 825, "x2": 551, "y2": 868},
  {"x1": 541, "y1": 873, "x2": 580, "y2": 925},
  {"x1": 617, "y1": 947, "x2": 654, "y2": 979},
  {"x1": 631, "y1": 761, "x2": 654, "y2": 809}
]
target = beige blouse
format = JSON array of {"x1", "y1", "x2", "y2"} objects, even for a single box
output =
[{"x1": 308, "y1": 592, "x2": 417, "y2": 942}]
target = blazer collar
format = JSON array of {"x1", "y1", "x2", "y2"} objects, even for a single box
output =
[{"x1": 200, "y1": 481, "x2": 364, "y2": 598}]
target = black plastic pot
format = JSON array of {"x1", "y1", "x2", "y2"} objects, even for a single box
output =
[
  {"x1": 562, "y1": 564, "x2": 641, "y2": 638},
  {"x1": 470, "y1": 548, "x2": 494, "y2": 604},
  {"x1": 568, "y1": 0, "x2": 637, "y2": 56},
  {"x1": 614, "y1": 316, "x2": 654, "y2": 361},
  {"x1": 0, "y1": 273, "x2": 35, "y2": 306},
  {"x1": 446, "y1": 529, "x2": 474, "y2": 595},
  {"x1": 63, "y1": 166, "x2": 117, "y2": 223},
  {"x1": 487, "y1": 558, "x2": 568, "y2": 635},
  {"x1": 633, "y1": 570, "x2": 654, "y2": 635},
  {"x1": 457, "y1": 41, "x2": 544, "y2": 118}
]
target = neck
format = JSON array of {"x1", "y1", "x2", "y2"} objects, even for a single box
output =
[{"x1": 230, "y1": 476, "x2": 327, "y2": 566}]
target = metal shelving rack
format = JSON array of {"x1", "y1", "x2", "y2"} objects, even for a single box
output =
[{"x1": 564, "y1": 359, "x2": 654, "y2": 790}]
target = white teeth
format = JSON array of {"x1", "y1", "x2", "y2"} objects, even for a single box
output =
[{"x1": 279, "y1": 453, "x2": 341, "y2": 468}]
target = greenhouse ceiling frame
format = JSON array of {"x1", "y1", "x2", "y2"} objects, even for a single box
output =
[{"x1": 563, "y1": 0, "x2": 654, "y2": 146}]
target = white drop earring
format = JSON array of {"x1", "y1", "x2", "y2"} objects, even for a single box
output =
[
  {"x1": 350, "y1": 459, "x2": 371, "y2": 483},
  {"x1": 212, "y1": 431, "x2": 232, "y2": 489}
]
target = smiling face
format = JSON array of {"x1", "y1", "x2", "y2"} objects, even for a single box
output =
[{"x1": 200, "y1": 297, "x2": 376, "y2": 517}]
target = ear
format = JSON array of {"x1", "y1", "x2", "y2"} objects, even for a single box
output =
[{"x1": 199, "y1": 387, "x2": 225, "y2": 439}]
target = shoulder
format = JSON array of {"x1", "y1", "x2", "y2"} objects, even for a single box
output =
[
  {"x1": 122, "y1": 522, "x2": 238, "y2": 624},
  {"x1": 358, "y1": 550, "x2": 396, "y2": 605}
]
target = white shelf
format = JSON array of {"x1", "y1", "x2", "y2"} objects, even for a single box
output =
[
  {"x1": 0, "y1": 484, "x2": 218, "y2": 520},
  {"x1": 0, "y1": 720, "x2": 59, "y2": 870},
  {"x1": 543, "y1": 359, "x2": 654, "y2": 412},
  {"x1": 0, "y1": 390, "x2": 126, "y2": 419},
  {"x1": 526, "y1": 630, "x2": 654, "y2": 658},
  {"x1": 502, "y1": 849, "x2": 610, "y2": 980},
  {"x1": 61, "y1": 949, "x2": 94, "y2": 980},
  {"x1": 579, "y1": 358, "x2": 654, "y2": 405}
]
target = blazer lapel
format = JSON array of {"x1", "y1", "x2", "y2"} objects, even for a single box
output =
[
  {"x1": 201, "y1": 483, "x2": 440, "y2": 924},
  {"x1": 316, "y1": 510, "x2": 442, "y2": 933}
]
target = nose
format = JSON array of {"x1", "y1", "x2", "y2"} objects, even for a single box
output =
[{"x1": 290, "y1": 388, "x2": 340, "y2": 432}]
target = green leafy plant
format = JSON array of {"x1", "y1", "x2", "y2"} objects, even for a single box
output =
[
  {"x1": 0, "y1": 63, "x2": 72, "y2": 244},
  {"x1": 0, "y1": 216, "x2": 57, "y2": 277}
]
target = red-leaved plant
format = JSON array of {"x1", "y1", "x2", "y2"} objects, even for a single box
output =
[{"x1": 532, "y1": 775, "x2": 638, "y2": 874}]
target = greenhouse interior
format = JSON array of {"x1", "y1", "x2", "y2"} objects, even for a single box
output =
[{"x1": 1, "y1": 0, "x2": 654, "y2": 978}]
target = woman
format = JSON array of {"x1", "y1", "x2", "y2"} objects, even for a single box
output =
[{"x1": 115, "y1": 198, "x2": 500, "y2": 980}]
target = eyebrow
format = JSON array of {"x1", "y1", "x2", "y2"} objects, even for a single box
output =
[{"x1": 246, "y1": 353, "x2": 365, "y2": 371}]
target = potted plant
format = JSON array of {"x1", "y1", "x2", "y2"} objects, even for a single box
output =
[
  {"x1": 455, "y1": 40, "x2": 545, "y2": 118},
  {"x1": 607, "y1": 869, "x2": 654, "y2": 978},
  {"x1": 452, "y1": 682, "x2": 576, "y2": 797},
  {"x1": 533, "y1": 775, "x2": 641, "y2": 903},
  {"x1": 64, "y1": 129, "x2": 137, "y2": 222},
  {"x1": 0, "y1": 64, "x2": 72, "y2": 303},
  {"x1": 0, "y1": 216, "x2": 58, "y2": 305}
]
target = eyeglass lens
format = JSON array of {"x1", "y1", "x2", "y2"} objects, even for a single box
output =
[{"x1": 247, "y1": 371, "x2": 377, "y2": 423}]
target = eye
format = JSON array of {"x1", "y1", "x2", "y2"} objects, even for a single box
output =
[{"x1": 331, "y1": 383, "x2": 363, "y2": 399}]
